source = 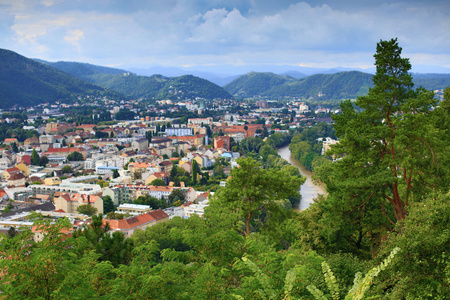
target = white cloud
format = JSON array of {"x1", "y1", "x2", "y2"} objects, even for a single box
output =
[
  {"x1": 0, "y1": 0, "x2": 449, "y2": 70},
  {"x1": 63, "y1": 29, "x2": 84, "y2": 52}
]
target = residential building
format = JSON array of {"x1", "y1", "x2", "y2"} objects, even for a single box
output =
[{"x1": 54, "y1": 193, "x2": 104, "y2": 214}]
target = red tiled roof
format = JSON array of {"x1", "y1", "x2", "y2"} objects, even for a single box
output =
[{"x1": 149, "y1": 209, "x2": 169, "y2": 221}]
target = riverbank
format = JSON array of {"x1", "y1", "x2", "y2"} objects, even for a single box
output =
[{"x1": 277, "y1": 146, "x2": 327, "y2": 210}]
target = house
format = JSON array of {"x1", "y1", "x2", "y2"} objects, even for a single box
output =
[
  {"x1": 117, "y1": 203, "x2": 152, "y2": 215},
  {"x1": 39, "y1": 135, "x2": 54, "y2": 144},
  {"x1": 44, "y1": 177, "x2": 62, "y2": 186},
  {"x1": 131, "y1": 138, "x2": 149, "y2": 151},
  {"x1": 54, "y1": 193, "x2": 104, "y2": 214},
  {"x1": 149, "y1": 137, "x2": 173, "y2": 148},
  {"x1": 3, "y1": 138, "x2": 18, "y2": 145},
  {"x1": 2, "y1": 167, "x2": 22, "y2": 180},
  {"x1": 188, "y1": 117, "x2": 213, "y2": 126},
  {"x1": 149, "y1": 209, "x2": 169, "y2": 225},
  {"x1": 16, "y1": 154, "x2": 31, "y2": 166},
  {"x1": 0, "y1": 157, "x2": 12, "y2": 169},
  {"x1": 15, "y1": 162, "x2": 30, "y2": 177},
  {"x1": 193, "y1": 155, "x2": 204, "y2": 168},
  {"x1": 159, "y1": 160, "x2": 173, "y2": 173},
  {"x1": 144, "y1": 172, "x2": 170, "y2": 186},
  {"x1": 128, "y1": 162, "x2": 149, "y2": 175},
  {"x1": 7, "y1": 173, "x2": 26, "y2": 187},
  {"x1": 179, "y1": 161, "x2": 192, "y2": 174},
  {"x1": 214, "y1": 136, "x2": 230, "y2": 151},
  {"x1": 24, "y1": 137, "x2": 39, "y2": 148},
  {"x1": 45, "y1": 147, "x2": 87, "y2": 160},
  {"x1": 103, "y1": 212, "x2": 157, "y2": 238}
]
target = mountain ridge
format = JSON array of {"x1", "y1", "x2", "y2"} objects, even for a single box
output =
[{"x1": 0, "y1": 49, "x2": 122, "y2": 109}]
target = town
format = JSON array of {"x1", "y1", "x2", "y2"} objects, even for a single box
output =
[{"x1": 0, "y1": 96, "x2": 339, "y2": 239}]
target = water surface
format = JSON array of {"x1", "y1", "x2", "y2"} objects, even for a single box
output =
[{"x1": 277, "y1": 146, "x2": 327, "y2": 210}]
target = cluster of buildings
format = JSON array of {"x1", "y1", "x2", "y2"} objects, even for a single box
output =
[{"x1": 0, "y1": 95, "x2": 341, "y2": 242}]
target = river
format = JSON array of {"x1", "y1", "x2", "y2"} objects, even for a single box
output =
[{"x1": 277, "y1": 146, "x2": 327, "y2": 210}]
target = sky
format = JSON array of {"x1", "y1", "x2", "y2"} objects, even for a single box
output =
[{"x1": 1, "y1": 0, "x2": 450, "y2": 73}]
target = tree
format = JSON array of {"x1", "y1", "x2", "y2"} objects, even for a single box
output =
[
  {"x1": 31, "y1": 149, "x2": 40, "y2": 165},
  {"x1": 370, "y1": 193, "x2": 450, "y2": 298},
  {"x1": 323, "y1": 38, "x2": 447, "y2": 222},
  {"x1": 103, "y1": 195, "x2": 115, "y2": 214},
  {"x1": 150, "y1": 178, "x2": 166, "y2": 186},
  {"x1": 39, "y1": 155, "x2": 49, "y2": 167},
  {"x1": 208, "y1": 157, "x2": 303, "y2": 237},
  {"x1": 168, "y1": 189, "x2": 186, "y2": 206},
  {"x1": 77, "y1": 204, "x2": 98, "y2": 216},
  {"x1": 192, "y1": 160, "x2": 200, "y2": 185},
  {"x1": 0, "y1": 213, "x2": 74, "y2": 299},
  {"x1": 112, "y1": 169, "x2": 120, "y2": 178},
  {"x1": 62, "y1": 165, "x2": 73, "y2": 173},
  {"x1": 11, "y1": 142, "x2": 18, "y2": 153},
  {"x1": 67, "y1": 151, "x2": 84, "y2": 161}
]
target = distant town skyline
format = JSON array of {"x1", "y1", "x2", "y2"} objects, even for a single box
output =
[{"x1": 1, "y1": 0, "x2": 449, "y2": 73}]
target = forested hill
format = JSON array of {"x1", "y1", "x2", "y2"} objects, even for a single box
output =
[
  {"x1": 224, "y1": 71, "x2": 450, "y2": 99},
  {"x1": 0, "y1": 49, "x2": 121, "y2": 109},
  {"x1": 78, "y1": 73, "x2": 233, "y2": 100},
  {"x1": 37, "y1": 60, "x2": 233, "y2": 100}
]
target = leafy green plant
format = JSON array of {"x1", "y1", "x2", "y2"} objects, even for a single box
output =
[{"x1": 307, "y1": 247, "x2": 400, "y2": 300}]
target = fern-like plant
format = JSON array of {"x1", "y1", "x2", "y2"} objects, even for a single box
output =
[{"x1": 307, "y1": 247, "x2": 400, "y2": 300}]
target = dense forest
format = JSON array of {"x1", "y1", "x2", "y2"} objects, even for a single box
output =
[{"x1": 1, "y1": 39, "x2": 449, "y2": 299}]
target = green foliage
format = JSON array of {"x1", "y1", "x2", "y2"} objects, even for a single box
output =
[
  {"x1": 289, "y1": 123, "x2": 334, "y2": 171},
  {"x1": 324, "y1": 38, "x2": 448, "y2": 222},
  {"x1": 67, "y1": 151, "x2": 84, "y2": 161},
  {"x1": 134, "y1": 194, "x2": 166, "y2": 209},
  {"x1": 0, "y1": 49, "x2": 119, "y2": 108},
  {"x1": 224, "y1": 70, "x2": 450, "y2": 100},
  {"x1": 370, "y1": 193, "x2": 450, "y2": 299},
  {"x1": 81, "y1": 73, "x2": 232, "y2": 100},
  {"x1": 307, "y1": 247, "x2": 399, "y2": 300},
  {"x1": 150, "y1": 178, "x2": 166, "y2": 186},
  {"x1": 39, "y1": 155, "x2": 49, "y2": 167},
  {"x1": 103, "y1": 195, "x2": 115, "y2": 214},
  {"x1": 209, "y1": 157, "x2": 303, "y2": 236},
  {"x1": 76, "y1": 204, "x2": 98, "y2": 216},
  {"x1": 0, "y1": 213, "x2": 74, "y2": 299},
  {"x1": 31, "y1": 149, "x2": 39, "y2": 165},
  {"x1": 61, "y1": 165, "x2": 73, "y2": 173},
  {"x1": 168, "y1": 189, "x2": 186, "y2": 206}
]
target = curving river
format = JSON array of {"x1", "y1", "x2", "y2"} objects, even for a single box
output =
[{"x1": 277, "y1": 146, "x2": 327, "y2": 210}]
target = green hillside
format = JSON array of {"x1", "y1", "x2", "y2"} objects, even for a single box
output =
[
  {"x1": 0, "y1": 49, "x2": 120, "y2": 108},
  {"x1": 224, "y1": 71, "x2": 450, "y2": 99},
  {"x1": 39, "y1": 60, "x2": 233, "y2": 100},
  {"x1": 82, "y1": 73, "x2": 232, "y2": 100}
]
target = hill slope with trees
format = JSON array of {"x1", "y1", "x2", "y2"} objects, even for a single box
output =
[
  {"x1": 224, "y1": 70, "x2": 450, "y2": 100},
  {"x1": 37, "y1": 60, "x2": 233, "y2": 100},
  {"x1": 0, "y1": 49, "x2": 121, "y2": 108}
]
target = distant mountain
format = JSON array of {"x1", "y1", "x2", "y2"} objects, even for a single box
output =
[
  {"x1": 224, "y1": 71, "x2": 373, "y2": 99},
  {"x1": 127, "y1": 66, "x2": 241, "y2": 86},
  {"x1": 36, "y1": 60, "x2": 129, "y2": 77},
  {"x1": 281, "y1": 71, "x2": 307, "y2": 79},
  {"x1": 224, "y1": 71, "x2": 450, "y2": 100},
  {"x1": 81, "y1": 73, "x2": 232, "y2": 100},
  {"x1": 0, "y1": 49, "x2": 121, "y2": 109},
  {"x1": 34, "y1": 60, "x2": 233, "y2": 100}
]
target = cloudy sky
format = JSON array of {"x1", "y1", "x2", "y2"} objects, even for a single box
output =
[{"x1": 1, "y1": 0, "x2": 449, "y2": 73}]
